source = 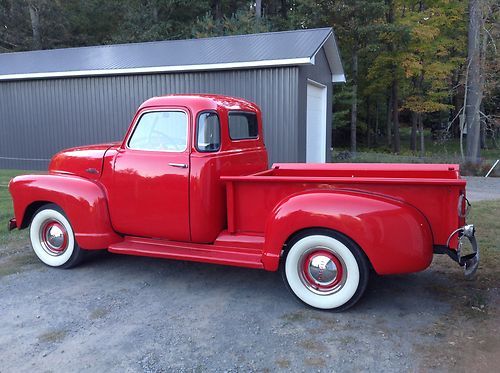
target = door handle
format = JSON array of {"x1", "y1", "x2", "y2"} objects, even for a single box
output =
[{"x1": 168, "y1": 163, "x2": 188, "y2": 169}]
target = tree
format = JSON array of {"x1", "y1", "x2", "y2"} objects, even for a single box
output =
[
  {"x1": 27, "y1": 1, "x2": 41, "y2": 49},
  {"x1": 401, "y1": 0, "x2": 466, "y2": 155},
  {"x1": 465, "y1": 0, "x2": 484, "y2": 163}
]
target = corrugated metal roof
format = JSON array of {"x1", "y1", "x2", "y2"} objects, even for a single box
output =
[{"x1": 0, "y1": 28, "x2": 345, "y2": 82}]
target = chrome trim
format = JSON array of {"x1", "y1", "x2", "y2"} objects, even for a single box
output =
[
  {"x1": 307, "y1": 254, "x2": 338, "y2": 285},
  {"x1": 297, "y1": 246, "x2": 347, "y2": 296},
  {"x1": 445, "y1": 224, "x2": 479, "y2": 278},
  {"x1": 46, "y1": 225, "x2": 65, "y2": 248},
  {"x1": 168, "y1": 163, "x2": 188, "y2": 169},
  {"x1": 39, "y1": 219, "x2": 69, "y2": 257}
]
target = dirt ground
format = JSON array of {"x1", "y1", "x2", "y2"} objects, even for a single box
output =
[{"x1": 0, "y1": 182, "x2": 499, "y2": 372}]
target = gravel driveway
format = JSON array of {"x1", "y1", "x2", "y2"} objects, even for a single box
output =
[
  {"x1": 465, "y1": 176, "x2": 500, "y2": 201},
  {"x1": 1, "y1": 178, "x2": 499, "y2": 372}
]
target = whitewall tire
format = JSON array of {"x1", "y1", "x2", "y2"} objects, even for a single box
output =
[
  {"x1": 29, "y1": 204, "x2": 84, "y2": 269},
  {"x1": 281, "y1": 230, "x2": 369, "y2": 311}
]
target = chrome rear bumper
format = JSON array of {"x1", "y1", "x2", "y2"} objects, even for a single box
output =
[
  {"x1": 458, "y1": 224, "x2": 479, "y2": 278},
  {"x1": 434, "y1": 224, "x2": 479, "y2": 279}
]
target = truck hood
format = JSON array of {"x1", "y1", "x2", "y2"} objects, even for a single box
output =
[{"x1": 49, "y1": 142, "x2": 120, "y2": 180}]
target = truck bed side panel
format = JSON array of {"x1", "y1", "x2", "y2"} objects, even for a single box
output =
[{"x1": 260, "y1": 190, "x2": 433, "y2": 274}]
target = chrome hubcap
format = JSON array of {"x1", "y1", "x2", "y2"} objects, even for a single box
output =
[
  {"x1": 40, "y1": 220, "x2": 68, "y2": 256},
  {"x1": 298, "y1": 247, "x2": 346, "y2": 295},
  {"x1": 307, "y1": 254, "x2": 338, "y2": 285}
]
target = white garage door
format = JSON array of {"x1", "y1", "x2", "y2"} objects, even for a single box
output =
[{"x1": 306, "y1": 80, "x2": 327, "y2": 163}]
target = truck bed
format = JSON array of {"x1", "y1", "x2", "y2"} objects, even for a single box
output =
[{"x1": 222, "y1": 163, "x2": 466, "y2": 246}]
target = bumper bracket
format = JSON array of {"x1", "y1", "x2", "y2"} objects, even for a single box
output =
[
  {"x1": 434, "y1": 224, "x2": 479, "y2": 278},
  {"x1": 8, "y1": 218, "x2": 17, "y2": 231}
]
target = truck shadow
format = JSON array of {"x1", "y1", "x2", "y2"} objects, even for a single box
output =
[{"x1": 83, "y1": 250, "x2": 459, "y2": 315}]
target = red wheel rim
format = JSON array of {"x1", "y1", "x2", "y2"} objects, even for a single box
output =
[
  {"x1": 40, "y1": 220, "x2": 69, "y2": 256},
  {"x1": 301, "y1": 250, "x2": 344, "y2": 291}
]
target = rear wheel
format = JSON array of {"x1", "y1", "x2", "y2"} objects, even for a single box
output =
[
  {"x1": 29, "y1": 204, "x2": 84, "y2": 268},
  {"x1": 281, "y1": 230, "x2": 369, "y2": 311}
]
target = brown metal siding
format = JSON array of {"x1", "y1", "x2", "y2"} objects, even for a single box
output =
[{"x1": 0, "y1": 67, "x2": 299, "y2": 169}]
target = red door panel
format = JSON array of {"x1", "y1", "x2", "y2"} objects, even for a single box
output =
[
  {"x1": 108, "y1": 150, "x2": 190, "y2": 241},
  {"x1": 107, "y1": 108, "x2": 191, "y2": 241}
]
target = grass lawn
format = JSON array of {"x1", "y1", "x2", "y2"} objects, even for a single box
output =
[
  {"x1": 468, "y1": 199, "x2": 500, "y2": 270},
  {"x1": 0, "y1": 170, "x2": 31, "y2": 246}
]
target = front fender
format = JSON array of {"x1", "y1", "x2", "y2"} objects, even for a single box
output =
[
  {"x1": 9, "y1": 174, "x2": 121, "y2": 249},
  {"x1": 262, "y1": 190, "x2": 433, "y2": 274}
]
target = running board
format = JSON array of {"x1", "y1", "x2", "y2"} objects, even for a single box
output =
[{"x1": 108, "y1": 237, "x2": 264, "y2": 269}]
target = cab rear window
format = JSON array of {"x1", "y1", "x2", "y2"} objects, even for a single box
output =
[{"x1": 228, "y1": 112, "x2": 258, "y2": 140}]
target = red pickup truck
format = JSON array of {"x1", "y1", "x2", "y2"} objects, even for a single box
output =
[{"x1": 8, "y1": 94, "x2": 478, "y2": 311}]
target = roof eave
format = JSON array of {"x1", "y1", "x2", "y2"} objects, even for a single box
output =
[
  {"x1": 0, "y1": 57, "x2": 313, "y2": 81},
  {"x1": 311, "y1": 30, "x2": 346, "y2": 83}
]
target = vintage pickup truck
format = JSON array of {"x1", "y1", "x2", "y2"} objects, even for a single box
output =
[{"x1": 9, "y1": 94, "x2": 478, "y2": 311}]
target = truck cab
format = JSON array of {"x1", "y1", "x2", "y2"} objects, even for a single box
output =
[{"x1": 99, "y1": 95, "x2": 268, "y2": 244}]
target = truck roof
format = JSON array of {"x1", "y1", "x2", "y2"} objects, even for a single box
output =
[{"x1": 139, "y1": 94, "x2": 259, "y2": 112}]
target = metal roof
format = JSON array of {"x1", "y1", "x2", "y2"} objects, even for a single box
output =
[{"x1": 0, "y1": 28, "x2": 345, "y2": 82}]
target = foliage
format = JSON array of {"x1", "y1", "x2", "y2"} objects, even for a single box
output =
[{"x1": 0, "y1": 0, "x2": 498, "y2": 154}]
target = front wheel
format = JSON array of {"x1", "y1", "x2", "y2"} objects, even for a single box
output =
[
  {"x1": 29, "y1": 204, "x2": 84, "y2": 268},
  {"x1": 281, "y1": 230, "x2": 370, "y2": 311}
]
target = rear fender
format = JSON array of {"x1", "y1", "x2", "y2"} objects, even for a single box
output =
[
  {"x1": 262, "y1": 190, "x2": 433, "y2": 274},
  {"x1": 9, "y1": 174, "x2": 121, "y2": 249}
]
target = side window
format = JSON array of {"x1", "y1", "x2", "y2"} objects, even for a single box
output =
[
  {"x1": 228, "y1": 112, "x2": 258, "y2": 140},
  {"x1": 197, "y1": 112, "x2": 220, "y2": 152},
  {"x1": 128, "y1": 111, "x2": 187, "y2": 152}
]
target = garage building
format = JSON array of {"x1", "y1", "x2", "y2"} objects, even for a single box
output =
[{"x1": 0, "y1": 27, "x2": 344, "y2": 170}]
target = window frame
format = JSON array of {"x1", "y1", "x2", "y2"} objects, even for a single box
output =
[
  {"x1": 195, "y1": 110, "x2": 221, "y2": 153},
  {"x1": 126, "y1": 109, "x2": 189, "y2": 153},
  {"x1": 227, "y1": 111, "x2": 259, "y2": 141}
]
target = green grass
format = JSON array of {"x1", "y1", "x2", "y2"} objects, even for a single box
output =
[
  {"x1": 468, "y1": 199, "x2": 500, "y2": 269},
  {"x1": 0, "y1": 169, "x2": 32, "y2": 245}
]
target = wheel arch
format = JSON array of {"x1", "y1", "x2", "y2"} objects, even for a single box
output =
[
  {"x1": 19, "y1": 200, "x2": 53, "y2": 229},
  {"x1": 262, "y1": 190, "x2": 434, "y2": 275},
  {"x1": 281, "y1": 226, "x2": 372, "y2": 269}
]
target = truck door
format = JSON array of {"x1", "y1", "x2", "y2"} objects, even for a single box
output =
[{"x1": 108, "y1": 108, "x2": 191, "y2": 241}]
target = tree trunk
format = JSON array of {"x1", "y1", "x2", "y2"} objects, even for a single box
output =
[
  {"x1": 211, "y1": 0, "x2": 222, "y2": 20},
  {"x1": 391, "y1": 78, "x2": 400, "y2": 153},
  {"x1": 375, "y1": 100, "x2": 379, "y2": 146},
  {"x1": 419, "y1": 114, "x2": 425, "y2": 156},
  {"x1": 255, "y1": 0, "x2": 262, "y2": 18},
  {"x1": 480, "y1": 108, "x2": 487, "y2": 149},
  {"x1": 350, "y1": 49, "x2": 358, "y2": 154},
  {"x1": 280, "y1": 0, "x2": 288, "y2": 19},
  {"x1": 28, "y1": 3, "x2": 41, "y2": 50},
  {"x1": 465, "y1": 0, "x2": 483, "y2": 163},
  {"x1": 410, "y1": 111, "x2": 417, "y2": 151},
  {"x1": 386, "y1": 91, "x2": 392, "y2": 147},
  {"x1": 151, "y1": 0, "x2": 159, "y2": 23},
  {"x1": 451, "y1": 68, "x2": 462, "y2": 138},
  {"x1": 366, "y1": 97, "x2": 371, "y2": 147},
  {"x1": 386, "y1": 0, "x2": 400, "y2": 153}
]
